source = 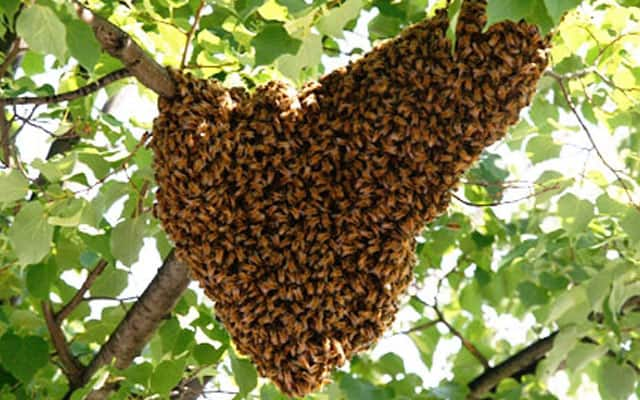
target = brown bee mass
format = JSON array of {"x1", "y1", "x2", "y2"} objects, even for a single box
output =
[{"x1": 150, "y1": 1, "x2": 548, "y2": 397}]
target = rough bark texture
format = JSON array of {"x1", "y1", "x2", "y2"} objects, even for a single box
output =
[
  {"x1": 73, "y1": 1, "x2": 176, "y2": 98},
  {"x1": 80, "y1": 252, "x2": 191, "y2": 398},
  {"x1": 467, "y1": 333, "x2": 557, "y2": 398}
]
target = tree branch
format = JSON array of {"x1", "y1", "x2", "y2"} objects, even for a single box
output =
[
  {"x1": 0, "y1": 102, "x2": 11, "y2": 168},
  {"x1": 55, "y1": 259, "x2": 109, "y2": 324},
  {"x1": 72, "y1": 251, "x2": 191, "y2": 399},
  {"x1": 171, "y1": 376, "x2": 213, "y2": 400},
  {"x1": 42, "y1": 301, "x2": 85, "y2": 388},
  {"x1": 467, "y1": 333, "x2": 557, "y2": 399},
  {"x1": 452, "y1": 183, "x2": 560, "y2": 208},
  {"x1": 434, "y1": 307, "x2": 490, "y2": 370},
  {"x1": 0, "y1": 38, "x2": 22, "y2": 79},
  {"x1": 73, "y1": 0, "x2": 176, "y2": 98},
  {"x1": 545, "y1": 70, "x2": 639, "y2": 210},
  {"x1": 180, "y1": 0, "x2": 206, "y2": 70},
  {"x1": 0, "y1": 68, "x2": 131, "y2": 105}
]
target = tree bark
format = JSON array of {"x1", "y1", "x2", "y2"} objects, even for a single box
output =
[
  {"x1": 73, "y1": 1, "x2": 176, "y2": 98},
  {"x1": 467, "y1": 333, "x2": 557, "y2": 399},
  {"x1": 76, "y1": 251, "x2": 191, "y2": 398}
]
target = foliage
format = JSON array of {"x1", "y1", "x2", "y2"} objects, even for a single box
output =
[{"x1": 0, "y1": 0, "x2": 639, "y2": 399}]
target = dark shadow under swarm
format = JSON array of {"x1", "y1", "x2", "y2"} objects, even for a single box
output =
[{"x1": 150, "y1": 1, "x2": 549, "y2": 397}]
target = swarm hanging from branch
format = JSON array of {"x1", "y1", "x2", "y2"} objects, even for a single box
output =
[{"x1": 150, "y1": 1, "x2": 549, "y2": 397}]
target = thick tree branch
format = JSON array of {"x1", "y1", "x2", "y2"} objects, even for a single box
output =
[
  {"x1": 42, "y1": 301, "x2": 85, "y2": 388},
  {"x1": 73, "y1": 0, "x2": 176, "y2": 98},
  {"x1": 74, "y1": 251, "x2": 191, "y2": 399},
  {"x1": 467, "y1": 333, "x2": 557, "y2": 399},
  {"x1": 0, "y1": 68, "x2": 131, "y2": 105},
  {"x1": 55, "y1": 259, "x2": 109, "y2": 323}
]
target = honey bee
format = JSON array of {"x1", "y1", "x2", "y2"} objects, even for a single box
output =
[{"x1": 149, "y1": 1, "x2": 548, "y2": 396}]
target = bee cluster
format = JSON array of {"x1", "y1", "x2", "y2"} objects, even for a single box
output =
[{"x1": 150, "y1": 1, "x2": 548, "y2": 397}]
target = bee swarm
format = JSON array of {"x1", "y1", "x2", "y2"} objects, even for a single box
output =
[{"x1": 150, "y1": 1, "x2": 548, "y2": 397}]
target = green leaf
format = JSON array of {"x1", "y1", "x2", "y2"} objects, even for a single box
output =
[
  {"x1": 230, "y1": 354, "x2": 258, "y2": 396},
  {"x1": 260, "y1": 384, "x2": 288, "y2": 400},
  {"x1": 277, "y1": 32, "x2": 323, "y2": 81},
  {"x1": 368, "y1": 14, "x2": 403, "y2": 39},
  {"x1": 486, "y1": 0, "x2": 534, "y2": 27},
  {"x1": 377, "y1": 353, "x2": 405, "y2": 376},
  {"x1": 557, "y1": 193, "x2": 594, "y2": 234},
  {"x1": 517, "y1": 281, "x2": 549, "y2": 306},
  {"x1": 0, "y1": 169, "x2": 29, "y2": 204},
  {"x1": 48, "y1": 198, "x2": 86, "y2": 227},
  {"x1": 598, "y1": 359, "x2": 637, "y2": 400},
  {"x1": 8, "y1": 202, "x2": 54, "y2": 266},
  {"x1": 620, "y1": 210, "x2": 640, "y2": 242},
  {"x1": 90, "y1": 265, "x2": 128, "y2": 297},
  {"x1": 526, "y1": 135, "x2": 561, "y2": 164},
  {"x1": 252, "y1": 23, "x2": 302, "y2": 66},
  {"x1": 121, "y1": 362, "x2": 152, "y2": 388},
  {"x1": 66, "y1": 20, "x2": 101, "y2": 70},
  {"x1": 110, "y1": 217, "x2": 146, "y2": 266},
  {"x1": 236, "y1": 0, "x2": 266, "y2": 20},
  {"x1": 150, "y1": 359, "x2": 186, "y2": 395},
  {"x1": 429, "y1": 381, "x2": 469, "y2": 400},
  {"x1": 193, "y1": 343, "x2": 225, "y2": 365},
  {"x1": 0, "y1": 333, "x2": 49, "y2": 383},
  {"x1": 32, "y1": 155, "x2": 76, "y2": 183},
  {"x1": 339, "y1": 375, "x2": 390, "y2": 400},
  {"x1": 543, "y1": 0, "x2": 580, "y2": 25},
  {"x1": 409, "y1": 328, "x2": 440, "y2": 368},
  {"x1": 446, "y1": 0, "x2": 462, "y2": 54},
  {"x1": 566, "y1": 342, "x2": 607, "y2": 372},
  {"x1": 26, "y1": 261, "x2": 57, "y2": 300},
  {"x1": 316, "y1": 0, "x2": 363, "y2": 38},
  {"x1": 16, "y1": 5, "x2": 67, "y2": 62}
]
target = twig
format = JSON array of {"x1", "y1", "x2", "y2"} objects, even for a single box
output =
[
  {"x1": 135, "y1": 180, "x2": 150, "y2": 217},
  {"x1": 0, "y1": 69, "x2": 131, "y2": 106},
  {"x1": 55, "y1": 259, "x2": 109, "y2": 323},
  {"x1": 12, "y1": 108, "x2": 56, "y2": 137},
  {"x1": 171, "y1": 375, "x2": 213, "y2": 400},
  {"x1": 434, "y1": 306, "x2": 490, "y2": 369},
  {"x1": 595, "y1": 32, "x2": 640, "y2": 63},
  {"x1": 0, "y1": 39, "x2": 22, "y2": 79},
  {"x1": 83, "y1": 296, "x2": 139, "y2": 303},
  {"x1": 180, "y1": 0, "x2": 206, "y2": 70},
  {"x1": 0, "y1": 102, "x2": 11, "y2": 168},
  {"x1": 184, "y1": 62, "x2": 238, "y2": 70},
  {"x1": 42, "y1": 301, "x2": 85, "y2": 388},
  {"x1": 451, "y1": 183, "x2": 559, "y2": 208},
  {"x1": 73, "y1": 132, "x2": 150, "y2": 194},
  {"x1": 397, "y1": 319, "x2": 439, "y2": 336},
  {"x1": 546, "y1": 70, "x2": 639, "y2": 210}
]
